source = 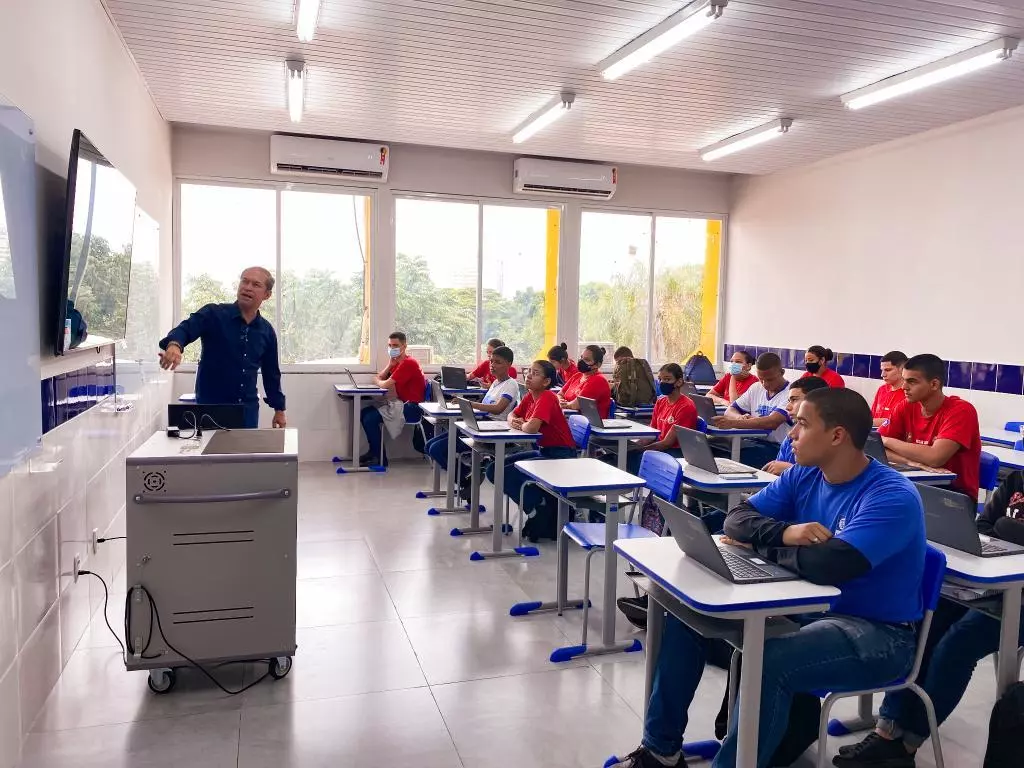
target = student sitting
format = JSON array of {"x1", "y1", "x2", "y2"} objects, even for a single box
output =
[
  {"x1": 710, "y1": 352, "x2": 792, "y2": 468},
  {"x1": 426, "y1": 346, "x2": 518, "y2": 486},
  {"x1": 611, "y1": 346, "x2": 657, "y2": 408},
  {"x1": 879, "y1": 353, "x2": 981, "y2": 501},
  {"x1": 762, "y1": 376, "x2": 830, "y2": 475},
  {"x1": 485, "y1": 360, "x2": 577, "y2": 542},
  {"x1": 708, "y1": 349, "x2": 757, "y2": 405},
  {"x1": 872, "y1": 350, "x2": 908, "y2": 427},
  {"x1": 359, "y1": 331, "x2": 425, "y2": 466},
  {"x1": 547, "y1": 342, "x2": 578, "y2": 387},
  {"x1": 559, "y1": 344, "x2": 611, "y2": 417},
  {"x1": 614, "y1": 388, "x2": 926, "y2": 768},
  {"x1": 801, "y1": 345, "x2": 845, "y2": 388},
  {"x1": 468, "y1": 337, "x2": 517, "y2": 386},
  {"x1": 835, "y1": 470, "x2": 1024, "y2": 768}
]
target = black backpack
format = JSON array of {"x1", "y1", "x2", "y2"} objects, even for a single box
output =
[
  {"x1": 683, "y1": 352, "x2": 718, "y2": 385},
  {"x1": 984, "y1": 681, "x2": 1024, "y2": 767}
]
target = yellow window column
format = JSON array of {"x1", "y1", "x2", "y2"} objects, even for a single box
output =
[
  {"x1": 697, "y1": 219, "x2": 722, "y2": 361},
  {"x1": 543, "y1": 208, "x2": 560, "y2": 356}
]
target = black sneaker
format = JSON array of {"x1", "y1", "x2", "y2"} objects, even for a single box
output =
[
  {"x1": 617, "y1": 596, "x2": 649, "y2": 629},
  {"x1": 610, "y1": 745, "x2": 681, "y2": 767},
  {"x1": 833, "y1": 732, "x2": 915, "y2": 767}
]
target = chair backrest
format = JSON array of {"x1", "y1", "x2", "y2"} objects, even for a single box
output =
[
  {"x1": 609, "y1": 400, "x2": 617, "y2": 418},
  {"x1": 980, "y1": 451, "x2": 1001, "y2": 493},
  {"x1": 423, "y1": 378, "x2": 433, "y2": 401},
  {"x1": 638, "y1": 450, "x2": 684, "y2": 501},
  {"x1": 922, "y1": 545, "x2": 947, "y2": 612},
  {"x1": 1004, "y1": 421, "x2": 1024, "y2": 432},
  {"x1": 696, "y1": 416, "x2": 708, "y2": 432},
  {"x1": 568, "y1": 414, "x2": 592, "y2": 452}
]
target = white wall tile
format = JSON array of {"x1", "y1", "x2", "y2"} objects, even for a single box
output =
[
  {"x1": 58, "y1": 579, "x2": 91, "y2": 670},
  {"x1": 0, "y1": 661, "x2": 21, "y2": 768},
  {"x1": 0, "y1": 471, "x2": 13, "y2": 569},
  {"x1": 15, "y1": 519, "x2": 59, "y2": 650},
  {"x1": 0, "y1": 562, "x2": 17, "y2": 680},
  {"x1": 10, "y1": 460, "x2": 58, "y2": 556},
  {"x1": 57, "y1": 495, "x2": 87, "y2": 596},
  {"x1": 17, "y1": 602, "x2": 61, "y2": 737}
]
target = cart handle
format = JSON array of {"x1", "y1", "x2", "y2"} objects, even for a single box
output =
[{"x1": 133, "y1": 489, "x2": 292, "y2": 504}]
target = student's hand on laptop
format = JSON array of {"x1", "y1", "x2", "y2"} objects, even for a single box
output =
[
  {"x1": 719, "y1": 536, "x2": 752, "y2": 549},
  {"x1": 782, "y1": 522, "x2": 833, "y2": 546}
]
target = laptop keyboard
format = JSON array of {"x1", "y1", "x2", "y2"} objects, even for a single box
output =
[
  {"x1": 981, "y1": 540, "x2": 1008, "y2": 555},
  {"x1": 721, "y1": 549, "x2": 771, "y2": 579},
  {"x1": 716, "y1": 458, "x2": 753, "y2": 474}
]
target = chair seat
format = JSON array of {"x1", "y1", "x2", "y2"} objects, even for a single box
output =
[
  {"x1": 572, "y1": 493, "x2": 639, "y2": 509},
  {"x1": 564, "y1": 522, "x2": 657, "y2": 550}
]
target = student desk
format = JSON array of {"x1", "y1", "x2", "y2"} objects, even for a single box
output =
[
  {"x1": 615, "y1": 536, "x2": 839, "y2": 768},
  {"x1": 441, "y1": 386, "x2": 486, "y2": 399},
  {"x1": 589, "y1": 422, "x2": 660, "y2": 471},
  {"x1": 614, "y1": 404, "x2": 654, "y2": 421},
  {"x1": 704, "y1": 425, "x2": 774, "y2": 461},
  {"x1": 332, "y1": 383, "x2": 386, "y2": 473},
  {"x1": 417, "y1": 402, "x2": 465, "y2": 512},
  {"x1": 512, "y1": 458, "x2": 648, "y2": 661},
  {"x1": 694, "y1": 384, "x2": 713, "y2": 394},
  {"x1": 454, "y1": 422, "x2": 541, "y2": 559},
  {"x1": 179, "y1": 393, "x2": 196, "y2": 403},
  {"x1": 980, "y1": 445, "x2": 1024, "y2": 472},
  {"x1": 982, "y1": 427, "x2": 1022, "y2": 449},
  {"x1": 679, "y1": 460, "x2": 776, "y2": 510},
  {"x1": 900, "y1": 468, "x2": 958, "y2": 486}
]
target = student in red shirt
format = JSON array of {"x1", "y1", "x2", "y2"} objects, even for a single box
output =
[
  {"x1": 468, "y1": 337, "x2": 518, "y2": 386},
  {"x1": 709, "y1": 349, "x2": 757, "y2": 405},
  {"x1": 559, "y1": 345, "x2": 611, "y2": 418},
  {"x1": 547, "y1": 342, "x2": 578, "y2": 388},
  {"x1": 879, "y1": 353, "x2": 981, "y2": 501},
  {"x1": 801, "y1": 345, "x2": 845, "y2": 388},
  {"x1": 872, "y1": 350, "x2": 908, "y2": 427},
  {"x1": 359, "y1": 331, "x2": 425, "y2": 466},
  {"x1": 486, "y1": 359, "x2": 577, "y2": 542}
]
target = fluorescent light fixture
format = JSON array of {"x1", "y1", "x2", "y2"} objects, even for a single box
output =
[
  {"x1": 700, "y1": 118, "x2": 792, "y2": 162},
  {"x1": 600, "y1": 0, "x2": 726, "y2": 81},
  {"x1": 512, "y1": 92, "x2": 575, "y2": 144},
  {"x1": 295, "y1": 0, "x2": 321, "y2": 42},
  {"x1": 841, "y1": 37, "x2": 1019, "y2": 110},
  {"x1": 286, "y1": 60, "x2": 306, "y2": 123}
]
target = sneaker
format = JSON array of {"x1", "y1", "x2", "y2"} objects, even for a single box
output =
[
  {"x1": 832, "y1": 732, "x2": 915, "y2": 767},
  {"x1": 610, "y1": 745, "x2": 681, "y2": 767},
  {"x1": 616, "y1": 596, "x2": 649, "y2": 629}
]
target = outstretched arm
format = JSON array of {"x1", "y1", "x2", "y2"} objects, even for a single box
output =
[{"x1": 158, "y1": 305, "x2": 214, "y2": 370}]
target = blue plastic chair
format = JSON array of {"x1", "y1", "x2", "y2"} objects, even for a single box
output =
[
  {"x1": 568, "y1": 414, "x2": 592, "y2": 454},
  {"x1": 979, "y1": 451, "x2": 1001, "y2": 513}
]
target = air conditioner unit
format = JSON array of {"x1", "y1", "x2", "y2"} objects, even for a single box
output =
[
  {"x1": 270, "y1": 134, "x2": 390, "y2": 181},
  {"x1": 513, "y1": 158, "x2": 617, "y2": 200}
]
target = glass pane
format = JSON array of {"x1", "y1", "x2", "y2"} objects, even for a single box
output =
[
  {"x1": 179, "y1": 184, "x2": 276, "y2": 363},
  {"x1": 578, "y1": 211, "x2": 651, "y2": 359},
  {"x1": 394, "y1": 198, "x2": 478, "y2": 365},
  {"x1": 481, "y1": 205, "x2": 553, "y2": 365},
  {"x1": 652, "y1": 216, "x2": 711, "y2": 363},
  {"x1": 279, "y1": 190, "x2": 369, "y2": 364}
]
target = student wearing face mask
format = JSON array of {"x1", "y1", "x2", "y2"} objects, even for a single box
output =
[
  {"x1": 871, "y1": 350, "x2": 908, "y2": 427},
  {"x1": 801, "y1": 345, "x2": 845, "y2": 388},
  {"x1": 558, "y1": 344, "x2": 611, "y2": 418},
  {"x1": 709, "y1": 350, "x2": 757, "y2": 405},
  {"x1": 359, "y1": 331, "x2": 426, "y2": 466}
]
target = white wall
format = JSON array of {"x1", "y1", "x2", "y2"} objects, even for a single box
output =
[
  {"x1": 0, "y1": 1, "x2": 173, "y2": 764},
  {"x1": 725, "y1": 104, "x2": 1024, "y2": 428}
]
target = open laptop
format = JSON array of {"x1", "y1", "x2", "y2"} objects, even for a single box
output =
[
  {"x1": 863, "y1": 434, "x2": 919, "y2": 473},
  {"x1": 687, "y1": 394, "x2": 718, "y2": 422},
  {"x1": 656, "y1": 497, "x2": 797, "y2": 583},
  {"x1": 441, "y1": 366, "x2": 483, "y2": 390},
  {"x1": 433, "y1": 381, "x2": 460, "y2": 410},
  {"x1": 578, "y1": 397, "x2": 634, "y2": 429},
  {"x1": 919, "y1": 484, "x2": 1024, "y2": 558},
  {"x1": 456, "y1": 398, "x2": 510, "y2": 432},
  {"x1": 343, "y1": 367, "x2": 380, "y2": 390},
  {"x1": 675, "y1": 426, "x2": 759, "y2": 478}
]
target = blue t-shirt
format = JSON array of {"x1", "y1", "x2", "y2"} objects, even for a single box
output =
[
  {"x1": 776, "y1": 435, "x2": 795, "y2": 464},
  {"x1": 748, "y1": 458, "x2": 925, "y2": 624}
]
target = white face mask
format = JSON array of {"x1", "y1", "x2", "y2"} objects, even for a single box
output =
[
  {"x1": 388, "y1": 347, "x2": 401, "y2": 359},
  {"x1": 729, "y1": 362, "x2": 743, "y2": 376}
]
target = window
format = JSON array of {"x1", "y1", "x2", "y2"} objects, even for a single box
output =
[{"x1": 651, "y1": 216, "x2": 711, "y2": 363}]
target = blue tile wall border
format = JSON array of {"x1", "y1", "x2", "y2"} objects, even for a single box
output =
[{"x1": 40, "y1": 362, "x2": 117, "y2": 435}]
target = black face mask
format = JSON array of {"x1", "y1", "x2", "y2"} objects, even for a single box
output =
[
  {"x1": 805, "y1": 361, "x2": 821, "y2": 374},
  {"x1": 577, "y1": 359, "x2": 592, "y2": 374}
]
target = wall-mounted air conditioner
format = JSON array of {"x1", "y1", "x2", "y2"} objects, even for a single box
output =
[
  {"x1": 513, "y1": 158, "x2": 617, "y2": 200},
  {"x1": 270, "y1": 134, "x2": 390, "y2": 181}
]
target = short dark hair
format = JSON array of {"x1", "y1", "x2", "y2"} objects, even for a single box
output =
[
  {"x1": 547, "y1": 343, "x2": 569, "y2": 363},
  {"x1": 807, "y1": 345, "x2": 834, "y2": 362},
  {"x1": 584, "y1": 344, "x2": 606, "y2": 366},
  {"x1": 486, "y1": 338, "x2": 505, "y2": 350},
  {"x1": 614, "y1": 346, "x2": 633, "y2": 360},
  {"x1": 904, "y1": 354, "x2": 947, "y2": 387},
  {"x1": 755, "y1": 352, "x2": 782, "y2": 371},
  {"x1": 532, "y1": 359, "x2": 558, "y2": 388},
  {"x1": 790, "y1": 376, "x2": 829, "y2": 395},
  {"x1": 491, "y1": 346, "x2": 514, "y2": 364},
  {"x1": 734, "y1": 349, "x2": 755, "y2": 365},
  {"x1": 659, "y1": 363, "x2": 684, "y2": 380},
  {"x1": 389, "y1": 331, "x2": 407, "y2": 344},
  {"x1": 881, "y1": 350, "x2": 908, "y2": 367},
  {"x1": 804, "y1": 388, "x2": 872, "y2": 450}
]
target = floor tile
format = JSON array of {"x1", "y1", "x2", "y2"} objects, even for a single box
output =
[
  {"x1": 296, "y1": 538, "x2": 378, "y2": 579},
  {"x1": 295, "y1": 573, "x2": 398, "y2": 627},
  {"x1": 383, "y1": 566, "x2": 531, "y2": 619},
  {"x1": 363, "y1": 528, "x2": 482, "y2": 572}
]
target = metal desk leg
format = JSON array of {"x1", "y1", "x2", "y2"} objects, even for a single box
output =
[
  {"x1": 730, "y1": 435, "x2": 742, "y2": 462},
  {"x1": 736, "y1": 616, "x2": 767, "y2": 768},
  {"x1": 471, "y1": 442, "x2": 537, "y2": 560},
  {"x1": 334, "y1": 393, "x2": 379, "y2": 474},
  {"x1": 510, "y1": 496, "x2": 587, "y2": 617},
  {"x1": 428, "y1": 422, "x2": 463, "y2": 515},
  {"x1": 616, "y1": 437, "x2": 628, "y2": 471},
  {"x1": 997, "y1": 585, "x2": 1023, "y2": 695},
  {"x1": 418, "y1": 421, "x2": 446, "y2": 500},
  {"x1": 453, "y1": 447, "x2": 490, "y2": 537}
]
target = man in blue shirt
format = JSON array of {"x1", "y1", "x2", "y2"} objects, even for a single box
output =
[
  {"x1": 762, "y1": 376, "x2": 829, "y2": 475},
  {"x1": 158, "y1": 267, "x2": 286, "y2": 429},
  {"x1": 613, "y1": 388, "x2": 926, "y2": 768}
]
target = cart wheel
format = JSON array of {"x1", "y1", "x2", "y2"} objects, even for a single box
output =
[
  {"x1": 147, "y1": 668, "x2": 176, "y2": 694},
  {"x1": 269, "y1": 656, "x2": 292, "y2": 679}
]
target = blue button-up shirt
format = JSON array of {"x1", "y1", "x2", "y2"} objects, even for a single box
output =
[{"x1": 160, "y1": 302, "x2": 285, "y2": 412}]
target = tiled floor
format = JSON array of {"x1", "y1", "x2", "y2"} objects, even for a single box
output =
[{"x1": 19, "y1": 462, "x2": 994, "y2": 767}]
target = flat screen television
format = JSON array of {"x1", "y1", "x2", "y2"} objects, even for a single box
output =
[{"x1": 55, "y1": 129, "x2": 137, "y2": 354}]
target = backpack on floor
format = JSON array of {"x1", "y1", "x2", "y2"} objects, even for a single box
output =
[
  {"x1": 683, "y1": 352, "x2": 718, "y2": 385},
  {"x1": 614, "y1": 358, "x2": 657, "y2": 408},
  {"x1": 984, "y1": 681, "x2": 1024, "y2": 767}
]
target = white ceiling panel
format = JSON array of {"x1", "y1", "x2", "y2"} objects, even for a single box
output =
[{"x1": 103, "y1": 0, "x2": 1024, "y2": 174}]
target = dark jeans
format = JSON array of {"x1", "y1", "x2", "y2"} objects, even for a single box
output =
[
  {"x1": 425, "y1": 431, "x2": 469, "y2": 472},
  {"x1": 643, "y1": 613, "x2": 916, "y2": 767},
  {"x1": 878, "y1": 598, "x2": 1024, "y2": 748},
  {"x1": 485, "y1": 446, "x2": 577, "y2": 514},
  {"x1": 599, "y1": 446, "x2": 682, "y2": 476},
  {"x1": 360, "y1": 402, "x2": 421, "y2": 462}
]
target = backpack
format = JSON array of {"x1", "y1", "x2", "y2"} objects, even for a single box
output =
[
  {"x1": 614, "y1": 358, "x2": 657, "y2": 408},
  {"x1": 984, "y1": 681, "x2": 1024, "y2": 767},
  {"x1": 638, "y1": 490, "x2": 665, "y2": 535},
  {"x1": 683, "y1": 351, "x2": 718, "y2": 385}
]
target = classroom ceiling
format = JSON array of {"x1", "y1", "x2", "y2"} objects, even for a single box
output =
[{"x1": 104, "y1": 0, "x2": 1024, "y2": 175}]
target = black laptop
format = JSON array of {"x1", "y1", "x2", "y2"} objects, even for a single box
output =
[
  {"x1": 456, "y1": 398, "x2": 510, "y2": 432},
  {"x1": 919, "y1": 484, "x2": 1024, "y2": 558},
  {"x1": 578, "y1": 396, "x2": 634, "y2": 429},
  {"x1": 687, "y1": 394, "x2": 718, "y2": 422},
  {"x1": 863, "y1": 434, "x2": 919, "y2": 473},
  {"x1": 441, "y1": 366, "x2": 483, "y2": 390}
]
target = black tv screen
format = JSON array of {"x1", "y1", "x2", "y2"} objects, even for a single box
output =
[{"x1": 55, "y1": 129, "x2": 137, "y2": 354}]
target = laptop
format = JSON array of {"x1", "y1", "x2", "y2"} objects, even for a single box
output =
[
  {"x1": 656, "y1": 497, "x2": 797, "y2": 583},
  {"x1": 578, "y1": 397, "x2": 634, "y2": 429},
  {"x1": 433, "y1": 381, "x2": 460, "y2": 410},
  {"x1": 680, "y1": 381, "x2": 699, "y2": 396},
  {"x1": 919, "y1": 484, "x2": 1024, "y2": 558},
  {"x1": 863, "y1": 434, "x2": 919, "y2": 473},
  {"x1": 456, "y1": 398, "x2": 510, "y2": 432},
  {"x1": 343, "y1": 368, "x2": 380, "y2": 390},
  {"x1": 167, "y1": 404, "x2": 246, "y2": 431},
  {"x1": 441, "y1": 366, "x2": 482, "y2": 390},
  {"x1": 687, "y1": 394, "x2": 718, "y2": 422},
  {"x1": 675, "y1": 426, "x2": 759, "y2": 478}
]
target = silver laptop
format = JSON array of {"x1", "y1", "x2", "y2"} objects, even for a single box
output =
[
  {"x1": 343, "y1": 368, "x2": 379, "y2": 390},
  {"x1": 433, "y1": 381, "x2": 460, "y2": 410},
  {"x1": 919, "y1": 484, "x2": 1024, "y2": 558},
  {"x1": 456, "y1": 398, "x2": 510, "y2": 432},
  {"x1": 656, "y1": 497, "x2": 797, "y2": 583},
  {"x1": 687, "y1": 394, "x2": 718, "y2": 422},
  {"x1": 863, "y1": 434, "x2": 919, "y2": 473},
  {"x1": 578, "y1": 397, "x2": 634, "y2": 429},
  {"x1": 675, "y1": 426, "x2": 759, "y2": 478}
]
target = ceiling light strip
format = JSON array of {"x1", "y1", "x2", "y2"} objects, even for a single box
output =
[
  {"x1": 700, "y1": 118, "x2": 792, "y2": 162},
  {"x1": 286, "y1": 60, "x2": 306, "y2": 123},
  {"x1": 512, "y1": 92, "x2": 576, "y2": 144},
  {"x1": 295, "y1": 0, "x2": 321, "y2": 43}
]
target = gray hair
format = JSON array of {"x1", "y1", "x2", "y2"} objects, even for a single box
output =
[{"x1": 242, "y1": 267, "x2": 275, "y2": 292}]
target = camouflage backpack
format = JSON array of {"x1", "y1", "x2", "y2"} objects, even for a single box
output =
[{"x1": 614, "y1": 357, "x2": 657, "y2": 408}]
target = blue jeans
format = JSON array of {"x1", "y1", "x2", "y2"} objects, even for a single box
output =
[
  {"x1": 485, "y1": 446, "x2": 577, "y2": 514},
  {"x1": 425, "y1": 432, "x2": 469, "y2": 471},
  {"x1": 360, "y1": 402, "x2": 421, "y2": 462},
  {"x1": 643, "y1": 613, "x2": 916, "y2": 767},
  {"x1": 878, "y1": 598, "x2": 1024, "y2": 748}
]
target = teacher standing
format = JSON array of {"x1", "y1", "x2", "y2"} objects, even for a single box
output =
[{"x1": 158, "y1": 266, "x2": 286, "y2": 429}]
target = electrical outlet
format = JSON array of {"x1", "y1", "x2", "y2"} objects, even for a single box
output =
[
  {"x1": 91, "y1": 528, "x2": 99, "y2": 555},
  {"x1": 73, "y1": 553, "x2": 81, "y2": 583}
]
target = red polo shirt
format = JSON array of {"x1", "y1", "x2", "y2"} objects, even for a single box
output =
[
  {"x1": 800, "y1": 368, "x2": 845, "y2": 388},
  {"x1": 514, "y1": 390, "x2": 575, "y2": 449}
]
